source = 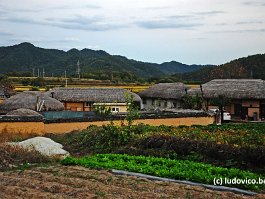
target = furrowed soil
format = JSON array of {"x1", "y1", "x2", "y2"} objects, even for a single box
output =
[{"x1": 0, "y1": 165, "x2": 264, "y2": 199}]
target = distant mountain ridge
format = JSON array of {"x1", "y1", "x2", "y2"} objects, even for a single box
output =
[
  {"x1": 0, "y1": 42, "x2": 213, "y2": 78},
  {"x1": 175, "y1": 54, "x2": 265, "y2": 82}
]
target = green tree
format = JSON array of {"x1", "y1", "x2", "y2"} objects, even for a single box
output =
[
  {"x1": 125, "y1": 93, "x2": 141, "y2": 127},
  {"x1": 0, "y1": 75, "x2": 15, "y2": 97},
  {"x1": 181, "y1": 94, "x2": 203, "y2": 110},
  {"x1": 93, "y1": 104, "x2": 111, "y2": 116},
  {"x1": 30, "y1": 77, "x2": 46, "y2": 87},
  {"x1": 209, "y1": 95, "x2": 230, "y2": 124},
  {"x1": 21, "y1": 78, "x2": 31, "y2": 86},
  {"x1": 181, "y1": 94, "x2": 194, "y2": 109}
]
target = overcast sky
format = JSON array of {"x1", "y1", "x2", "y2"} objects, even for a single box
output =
[{"x1": 0, "y1": 0, "x2": 265, "y2": 65}]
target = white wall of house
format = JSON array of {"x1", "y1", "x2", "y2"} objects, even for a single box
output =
[{"x1": 142, "y1": 98, "x2": 182, "y2": 110}]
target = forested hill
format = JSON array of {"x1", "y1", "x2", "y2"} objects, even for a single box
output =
[
  {"x1": 0, "y1": 43, "x2": 211, "y2": 79},
  {"x1": 174, "y1": 54, "x2": 265, "y2": 82}
]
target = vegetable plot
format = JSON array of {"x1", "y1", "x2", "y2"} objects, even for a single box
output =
[{"x1": 62, "y1": 154, "x2": 265, "y2": 191}]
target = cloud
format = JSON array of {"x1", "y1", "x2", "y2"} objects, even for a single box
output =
[
  {"x1": 167, "y1": 15, "x2": 195, "y2": 20},
  {"x1": 140, "y1": 10, "x2": 225, "y2": 30},
  {"x1": 11, "y1": 8, "x2": 43, "y2": 13},
  {"x1": 50, "y1": 37, "x2": 82, "y2": 44},
  {"x1": 243, "y1": 1, "x2": 265, "y2": 6},
  {"x1": 0, "y1": 8, "x2": 8, "y2": 16},
  {"x1": 209, "y1": 28, "x2": 265, "y2": 34},
  {"x1": 0, "y1": 3, "x2": 100, "y2": 14},
  {"x1": 216, "y1": 23, "x2": 228, "y2": 26},
  {"x1": 0, "y1": 31, "x2": 13, "y2": 36},
  {"x1": 3, "y1": 15, "x2": 126, "y2": 31},
  {"x1": 236, "y1": 21, "x2": 263, "y2": 25},
  {"x1": 4, "y1": 17, "x2": 48, "y2": 26},
  {"x1": 135, "y1": 13, "x2": 207, "y2": 30},
  {"x1": 0, "y1": 4, "x2": 43, "y2": 13},
  {"x1": 61, "y1": 15, "x2": 102, "y2": 25},
  {"x1": 194, "y1": 11, "x2": 226, "y2": 16},
  {"x1": 61, "y1": 37, "x2": 80, "y2": 42},
  {"x1": 165, "y1": 11, "x2": 225, "y2": 21},
  {"x1": 50, "y1": 4, "x2": 101, "y2": 10},
  {"x1": 55, "y1": 15, "x2": 127, "y2": 31},
  {"x1": 144, "y1": 6, "x2": 172, "y2": 10},
  {"x1": 136, "y1": 20, "x2": 202, "y2": 29}
]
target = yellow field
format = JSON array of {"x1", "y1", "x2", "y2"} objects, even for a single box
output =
[
  {"x1": 14, "y1": 85, "x2": 150, "y2": 93},
  {"x1": 11, "y1": 76, "x2": 199, "y2": 93},
  {"x1": 187, "y1": 84, "x2": 200, "y2": 89},
  {"x1": 14, "y1": 86, "x2": 46, "y2": 92}
]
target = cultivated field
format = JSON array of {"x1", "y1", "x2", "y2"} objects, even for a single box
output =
[
  {"x1": 1, "y1": 123, "x2": 265, "y2": 198},
  {"x1": 0, "y1": 165, "x2": 263, "y2": 199}
]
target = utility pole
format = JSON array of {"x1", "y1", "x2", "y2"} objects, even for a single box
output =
[
  {"x1": 77, "y1": 60, "x2": 80, "y2": 79},
  {"x1": 250, "y1": 70, "x2": 253, "y2": 79},
  {"x1": 65, "y1": 70, "x2": 67, "y2": 87}
]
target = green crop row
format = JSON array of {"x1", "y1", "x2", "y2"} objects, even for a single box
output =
[{"x1": 61, "y1": 154, "x2": 265, "y2": 191}]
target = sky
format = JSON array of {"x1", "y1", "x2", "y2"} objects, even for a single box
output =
[{"x1": 0, "y1": 0, "x2": 265, "y2": 65}]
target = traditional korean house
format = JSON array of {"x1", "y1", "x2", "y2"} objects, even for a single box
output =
[
  {"x1": 0, "y1": 91, "x2": 64, "y2": 114},
  {"x1": 47, "y1": 88, "x2": 142, "y2": 113},
  {"x1": 189, "y1": 79, "x2": 265, "y2": 120},
  {"x1": 0, "y1": 89, "x2": 5, "y2": 104},
  {"x1": 138, "y1": 83, "x2": 189, "y2": 110}
]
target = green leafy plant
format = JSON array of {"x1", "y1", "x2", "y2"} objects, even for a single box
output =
[{"x1": 61, "y1": 154, "x2": 265, "y2": 191}]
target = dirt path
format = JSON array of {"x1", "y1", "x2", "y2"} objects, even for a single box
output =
[{"x1": 0, "y1": 165, "x2": 264, "y2": 199}]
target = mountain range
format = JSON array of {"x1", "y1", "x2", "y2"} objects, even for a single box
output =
[
  {"x1": 1, "y1": 43, "x2": 265, "y2": 82},
  {"x1": 0, "y1": 43, "x2": 212, "y2": 78}
]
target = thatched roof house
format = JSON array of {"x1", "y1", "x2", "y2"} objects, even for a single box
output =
[
  {"x1": 47, "y1": 88, "x2": 141, "y2": 103},
  {"x1": 193, "y1": 79, "x2": 265, "y2": 99},
  {"x1": 0, "y1": 91, "x2": 64, "y2": 114},
  {"x1": 0, "y1": 89, "x2": 5, "y2": 104},
  {"x1": 6, "y1": 108, "x2": 43, "y2": 117},
  {"x1": 139, "y1": 83, "x2": 188, "y2": 99},
  {"x1": 0, "y1": 88, "x2": 6, "y2": 99},
  {"x1": 188, "y1": 79, "x2": 265, "y2": 120},
  {"x1": 138, "y1": 83, "x2": 189, "y2": 110}
]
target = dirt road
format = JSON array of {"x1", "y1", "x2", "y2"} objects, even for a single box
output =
[{"x1": 0, "y1": 165, "x2": 263, "y2": 199}]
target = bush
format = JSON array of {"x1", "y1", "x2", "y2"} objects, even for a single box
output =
[{"x1": 132, "y1": 135, "x2": 265, "y2": 174}]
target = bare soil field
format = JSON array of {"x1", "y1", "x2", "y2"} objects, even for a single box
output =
[{"x1": 0, "y1": 165, "x2": 264, "y2": 199}]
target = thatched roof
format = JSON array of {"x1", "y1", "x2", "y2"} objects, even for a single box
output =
[
  {"x1": 138, "y1": 83, "x2": 188, "y2": 100},
  {"x1": 6, "y1": 108, "x2": 43, "y2": 117},
  {"x1": 189, "y1": 79, "x2": 265, "y2": 99},
  {"x1": 0, "y1": 88, "x2": 6, "y2": 99},
  {"x1": 0, "y1": 91, "x2": 64, "y2": 114},
  {"x1": 47, "y1": 88, "x2": 142, "y2": 103}
]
